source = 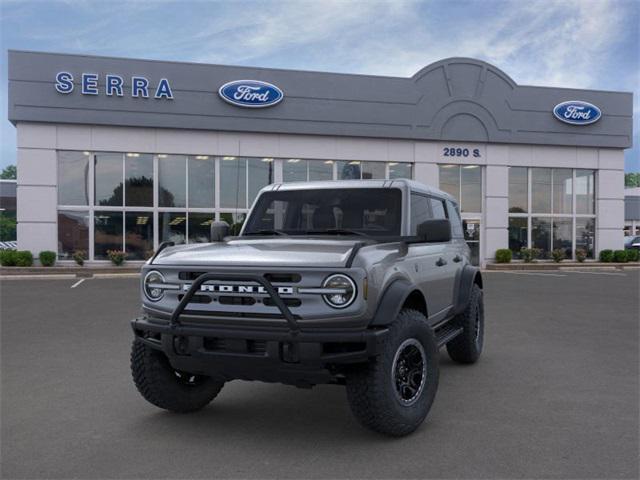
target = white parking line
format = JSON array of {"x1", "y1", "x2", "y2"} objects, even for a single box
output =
[
  {"x1": 70, "y1": 278, "x2": 86, "y2": 288},
  {"x1": 567, "y1": 270, "x2": 627, "y2": 276},
  {"x1": 489, "y1": 271, "x2": 567, "y2": 277}
]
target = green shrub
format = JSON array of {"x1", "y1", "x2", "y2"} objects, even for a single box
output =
[
  {"x1": 0, "y1": 249, "x2": 17, "y2": 266},
  {"x1": 15, "y1": 250, "x2": 34, "y2": 267},
  {"x1": 626, "y1": 249, "x2": 639, "y2": 262},
  {"x1": 495, "y1": 249, "x2": 512, "y2": 263},
  {"x1": 551, "y1": 249, "x2": 565, "y2": 263},
  {"x1": 520, "y1": 248, "x2": 533, "y2": 263},
  {"x1": 575, "y1": 249, "x2": 587, "y2": 263},
  {"x1": 39, "y1": 250, "x2": 56, "y2": 267},
  {"x1": 73, "y1": 250, "x2": 87, "y2": 266},
  {"x1": 613, "y1": 250, "x2": 628, "y2": 263},
  {"x1": 107, "y1": 249, "x2": 126, "y2": 266},
  {"x1": 599, "y1": 249, "x2": 614, "y2": 262}
]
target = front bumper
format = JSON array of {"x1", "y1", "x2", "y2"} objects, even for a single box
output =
[{"x1": 131, "y1": 316, "x2": 388, "y2": 386}]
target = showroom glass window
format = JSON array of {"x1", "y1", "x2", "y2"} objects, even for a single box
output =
[
  {"x1": 56, "y1": 152, "x2": 415, "y2": 261},
  {"x1": 507, "y1": 168, "x2": 596, "y2": 259},
  {"x1": 438, "y1": 165, "x2": 482, "y2": 213}
]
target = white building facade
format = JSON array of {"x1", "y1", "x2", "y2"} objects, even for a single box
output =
[{"x1": 8, "y1": 52, "x2": 633, "y2": 266}]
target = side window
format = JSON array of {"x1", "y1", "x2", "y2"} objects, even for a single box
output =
[
  {"x1": 410, "y1": 193, "x2": 432, "y2": 234},
  {"x1": 430, "y1": 198, "x2": 447, "y2": 220},
  {"x1": 446, "y1": 200, "x2": 464, "y2": 238}
]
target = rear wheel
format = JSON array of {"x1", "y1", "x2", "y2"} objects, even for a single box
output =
[
  {"x1": 131, "y1": 340, "x2": 224, "y2": 413},
  {"x1": 446, "y1": 284, "x2": 484, "y2": 364},
  {"x1": 345, "y1": 309, "x2": 439, "y2": 436}
]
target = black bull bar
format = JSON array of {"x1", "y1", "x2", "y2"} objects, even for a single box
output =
[{"x1": 170, "y1": 272, "x2": 300, "y2": 335}]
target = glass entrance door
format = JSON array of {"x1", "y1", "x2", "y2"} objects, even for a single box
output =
[{"x1": 462, "y1": 218, "x2": 481, "y2": 266}]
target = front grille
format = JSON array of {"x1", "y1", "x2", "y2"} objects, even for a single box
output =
[
  {"x1": 219, "y1": 296, "x2": 256, "y2": 306},
  {"x1": 203, "y1": 337, "x2": 267, "y2": 356}
]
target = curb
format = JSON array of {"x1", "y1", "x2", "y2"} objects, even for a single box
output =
[
  {"x1": 0, "y1": 266, "x2": 142, "y2": 277},
  {"x1": 486, "y1": 262, "x2": 639, "y2": 271}
]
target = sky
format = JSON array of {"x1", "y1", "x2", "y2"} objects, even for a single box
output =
[{"x1": 0, "y1": 0, "x2": 638, "y2": 172}]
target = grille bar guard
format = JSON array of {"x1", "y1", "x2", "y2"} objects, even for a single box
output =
[{"x1": 169, "y1": 272, "x2": 300, "y2": 336}]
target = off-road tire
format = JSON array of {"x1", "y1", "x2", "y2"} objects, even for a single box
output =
[
  {"x1": 345, "y1": 309, "x2": 439, "y2": 436},
  {"x1": 131, "y1": 340, "x2": 224, "y2": 413},
  {"x1": 446, "y1": 284, "x2": 484, "y2": 364}
]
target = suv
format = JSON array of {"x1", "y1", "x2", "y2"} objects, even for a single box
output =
[{"x1": 130, "y1": 179, "x2": 484, "y2": 436}]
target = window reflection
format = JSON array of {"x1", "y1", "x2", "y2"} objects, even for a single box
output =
[
  {"x1": 338, "y1": 161, "x2": 362, "y2": 180},
  {"x1": 220, "y1": 157, "x2": 247, "y2": 208},
  {"x1": 58, "y1": 210, "x2": 89, "y2": 259},
  {"x1": 125, "y1": 212, "x2": 153, "y2": 260},
  {"x1": 159, "y1": 212, "x2": 186, "y2": 245},
  {"x1": 531, "y1": 168, "x2": 552, "y2": 213},
  {"x1": 94, "y1": 211, "x2": 123, "y2": 259},
  {"x1": 309, "y1": 160, "x2": 333, "y2": 180},
  {"x1": 461, "y1": 165, "x2": 481, "y2": 212},
  {"x1": 552, "y1": 169, "x2": 572, "y2": 214},
  {"x1": 576, "y1": 218, "x2": 595, "y2": 258},
  {"x1": 95, "y1": 153, "x2": 123, "y2": 206},
  {"x1": 58, "y1": 151, "x2": 90, "y2": 205},
  {"x1": 508, "y1": 167, "x2": 528, "y2": 213},
  {"x1": 125, "y1": 153, "x2": 153, "y2": 207},
  {"x1": 158, "y1": 155, "x2": 186, "y2": 208},
  {"x1": 220, "y1": 212, "x2": 246, "y2": 236},
  {"x1": 283, "y1": 159, "x2": 307, "y2": 182},
  {"x1": 188, "y1": 213, "x2": 214, "y2": 243},
  {"x1": 575, "y1": 170, "x2": 595, "y2": 214},
  {"x1": 552, "y1": 217, "x2": 572, "y2": 258},
  {"x1": 438, "y1": 165, "x2": 459, "y2": 201},
  {"x1": 388, "y1": 162, "x2": 411, "y2": 179},
  {"x1": 248, "y1": 158, "x2": 273, "y2": 205},
  {"x1": 188, "y1": 156, "x2": 215, "y2": 208},
  {"x1": 361, "y1": 161, "x2": 385, "y2": 179},
  {"x1": 508, "y1": 217, "x2": 527, "y2": 258},
  {"x1": 531, "y1": 217, "x2": 551, "y2": 258}
]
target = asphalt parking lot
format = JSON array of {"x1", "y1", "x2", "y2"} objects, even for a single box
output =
[{"x1": 1, "y1": 270, "x2": 639, "y2": 479}]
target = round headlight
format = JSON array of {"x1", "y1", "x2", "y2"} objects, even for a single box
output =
[
  {"x1": 143, "y1": 270, "x2": 166, "y2": 302},
  {"x1": 322, "y1": 274, "x2": 356, "y2": 309}
]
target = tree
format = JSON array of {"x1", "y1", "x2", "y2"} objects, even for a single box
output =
[
  {"x1": 1, "y1": 165, "x2": 16, "y2": 179},
  {"x1": 625, "y1": 172, "x2": 640, "y2": 188}
]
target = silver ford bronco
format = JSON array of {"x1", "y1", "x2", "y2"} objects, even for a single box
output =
[{"x1": 130, "y1": 179, "x2": 484, "y2": 436}]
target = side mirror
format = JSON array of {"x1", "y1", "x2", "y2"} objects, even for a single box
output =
[
  {"x1": 417, "y1": 219, "x2": 451, "y2": 243},
  {"x1": 210, "y1": 221, "x2": 230, "y2": 242}
]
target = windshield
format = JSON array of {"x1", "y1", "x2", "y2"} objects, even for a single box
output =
[{"x1": 242, "y1": 188, "x2": 402, "y2": 237}]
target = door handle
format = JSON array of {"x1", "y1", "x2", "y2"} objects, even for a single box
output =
[
  {"x1": 436, "y1": 257, "x2": 447, "y2": 267},
  {"x1": 453, "y1": 255, "x2": 462, "y2": 263}
]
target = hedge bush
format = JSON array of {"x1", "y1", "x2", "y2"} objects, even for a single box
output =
[
  {"x1": 613, "y1": 250, "x2": 628, "y2": 263},
  {"x1": 575, "y1": 248, "x2": 587, "y2": 263},
  {"x1": 73, "y1": 250, "x2": 87, "y2": 266},
  {"x1": 107, "y1": 249, "x2": 126, "y2": 266},
  {"x1": 39, "y1": 250, "x2": 56, "y2": 267},
  {"x1": 15, "y1": 250, "x2": 34, "y2": 267},
  {"x1": 551, "y1": 249, "x2": 565, "y2": 263},
  {"x1": 626, "y1": 249, "x2": 639, "y2": 262},
  {"x1": 599, "y1": 249, "x2": 614, "y2": 262},
  {"x1": 0, "y1": 249, "x2": 17, "y2": 266},
  {"x1": 495, "y1": 249, "x2": 512, "y2": 263}
]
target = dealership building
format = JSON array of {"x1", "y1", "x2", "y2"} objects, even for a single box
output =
[{"x1": 7, "y1": 50, "x2": 633, "y2": 265}]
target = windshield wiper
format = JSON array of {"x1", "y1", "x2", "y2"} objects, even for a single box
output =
[
  {"x1": 305, "y1": 228, "x2": 368, "y2": 237},
  {"x1": 244, "y1": 229, "x2": 288, "y2": 236}
]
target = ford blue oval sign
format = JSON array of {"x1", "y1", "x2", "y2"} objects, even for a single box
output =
[
  {"x1": 218, "y1": 80, "x2": 284, "y2": 108},
  {"x1": 553, "y1": 100, "x2": 601, "y2": 125}
]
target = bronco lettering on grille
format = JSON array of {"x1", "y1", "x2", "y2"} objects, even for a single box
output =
[{"x1": 182, "y1": 284, "x2": 294, "y2": 295}]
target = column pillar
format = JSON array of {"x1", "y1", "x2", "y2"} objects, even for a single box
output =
[
  {"x1": 16, "y1": 123, "x2": 58, "y2": 257},
  {"x1": 596, "y1": 149, "x2": 625, "y2": 253}
]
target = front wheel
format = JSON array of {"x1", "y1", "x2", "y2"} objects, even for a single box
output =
[
  {"x1": 345, "y1": 309, "x2": 439, "y2": 436},
  {"x1": 131, "y1": 340, "x2": 224, "y2": 413}
]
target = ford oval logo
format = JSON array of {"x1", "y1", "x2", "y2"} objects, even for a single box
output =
[
  {"x1": 553, "y1": 100, "x2": 601, "y2": 125},
  {"x1": 218, "y1": 80, "x2": 284, "y2": 108}
]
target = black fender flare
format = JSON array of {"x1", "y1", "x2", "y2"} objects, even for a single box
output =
[
  {"x1": 369, "y1": 278, "x2": 417, "y2": 327},
  {"x1": 454, "y1": 265, "x2": 483, "y2": 315}
]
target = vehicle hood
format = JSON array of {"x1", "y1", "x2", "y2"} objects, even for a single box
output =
[{"x1": 152, "y1": 238, "x2": 361, "y2": 268}]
